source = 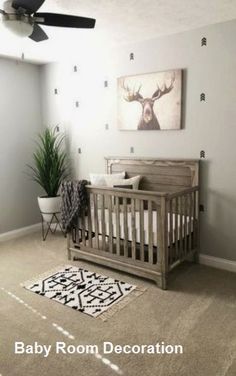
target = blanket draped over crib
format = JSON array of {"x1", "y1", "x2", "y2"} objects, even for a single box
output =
[{"x1": 61, "y1": 180, "x2": 88, "y2": 231}]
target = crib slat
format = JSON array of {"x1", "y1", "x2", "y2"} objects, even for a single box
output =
[
  {"x1": 156, "y1": 207, "x2": 161, "y2": 264},
  {"x1": 115, "y1": 198, "x2": 120, "y2": 255},
  {"x1": 193, "y1": 191, "x2": 196, "y2": 247},
  {"x1": 148, "y1": 200, "x2": 153, "y2": 264},
  {"x1": 183, "y1": 195, "x2": 187, "y2": 255},
  {"x1": 193, "y1": 191, "x2": 197, "y2": 248},
  {"x1": 175, "y1": 197, "x2": 178, "y2": 261},
  {"x1": 189, "y1": 193, "x2": 192, "y2": 250},
  {"x1": 87, "y1": 194, "x2": 92, "y2": 247},
  {"x1": 93, "y1": 194, "x2": 99, "y2": 249},
  {"x1": 139, "y1": 200, "x2": 144, "y2": 262},
  {"x1": 108, "y1": 195, "x2": 113, "y2": 253},
  {"x1": 100, "y1": 195, "x2": 106, "y2": 251},
  {"x1": 81, "y1": 210, "x2": 86, "y2": 246},
  {"x1": 131, "y1": 199, "x2": 136, "y2": 260},
  {"x1": 179, "y1": 196, "x2": 183, "y2": 258},
  {"x1": 169, "y1": 199, "x2": 173, "y2": 264},
  {"x1": 159, "y1": 197, "x2": 168, "y2": 287},
  {"x1": 196, "y1": 190, "x2": 199, "y2": 250},
  {"x1": 123, "y1": 198, "x2": 128, "y2": 257}
]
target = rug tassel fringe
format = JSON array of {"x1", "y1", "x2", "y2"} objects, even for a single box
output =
[{"x1": 98, "y1": 287, "x2": 146, "y2": 321}]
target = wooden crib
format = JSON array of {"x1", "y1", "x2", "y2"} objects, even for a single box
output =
[{"x1": 67, "y1": 157, "x2": 200, "y2": 289}]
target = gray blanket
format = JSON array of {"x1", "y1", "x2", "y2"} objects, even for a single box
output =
[{"x1": 61, "y1": 180, "x2": 88, "y2": 231}]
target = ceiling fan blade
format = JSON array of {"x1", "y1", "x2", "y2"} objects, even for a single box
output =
[
  {"x1": 12, "y1": 0, "x2": 45, "y2": 14},
  {"x1": 35, "y1": 13, "x2": 96, "y2": 29},
  {"x1": 29, "y1": 23, "x2": 48, "y2": 42}
]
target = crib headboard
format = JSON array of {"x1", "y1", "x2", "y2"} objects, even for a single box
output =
[{"x1": 105, "y1": 157, "x2": 199, "y2": 193}]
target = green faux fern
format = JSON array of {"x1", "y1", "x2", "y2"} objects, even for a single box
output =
[{"x1": 28, "y1": 127, "x2": 69, "y2": 197}]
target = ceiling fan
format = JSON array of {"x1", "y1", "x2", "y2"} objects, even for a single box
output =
[{"x1": 0, "y1": 0, "x2": 96, "y2": 42}]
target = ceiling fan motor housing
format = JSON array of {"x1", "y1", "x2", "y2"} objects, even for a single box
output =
[{"x1": 2, "y1": 1, "x2": 34, "y2": 37}]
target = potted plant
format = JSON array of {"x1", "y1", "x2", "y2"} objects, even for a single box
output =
[{"x1": 28, "y1": 127, "x2": 69, "y2": 223}]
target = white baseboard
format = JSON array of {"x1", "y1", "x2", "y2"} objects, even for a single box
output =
[
  {"x1": 199, "y1": 254, "x2": 236, "y2": 273},
  {"x1": 0, "y1": 223, "x2": 41, "y2": 242}
]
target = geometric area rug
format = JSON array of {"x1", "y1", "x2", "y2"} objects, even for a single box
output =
[{"x1": 23, "y1": 265, "x2": 146, "y2": 321}]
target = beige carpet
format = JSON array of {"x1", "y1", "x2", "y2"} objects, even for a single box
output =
[{"x1": 0, "y1": 231, "x2": 236, "y2": 376}]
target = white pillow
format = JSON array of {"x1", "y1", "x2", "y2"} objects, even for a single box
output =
[
  {"x1": 89, "y1": 172, "x2": 125, "y2": 186},
  {"x1": 105, "y1": 175, "x2": 141, "y2": 190}
]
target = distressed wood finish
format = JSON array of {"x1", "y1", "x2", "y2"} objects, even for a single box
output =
[
  {"x1": 115, "y1": 197, "x2": 121, "y2": 255},
  {"x1": 91, "y1": 194, "x2": 97, "y2": 249},
  {"x1": 148, "y1": 200, "x2": 153, "y2": 264},
  {"x1": 100, "y1": 194, "x2": 106, "y2": 250},
  {"x1": 174, "y1": 197, "x2": 179, "y2": 260},
  {"x1": 106, "y1": 157, "x2": 199, "y2": 192},
  {"x1": 87, "y1": 194, "x2": 92, "y2": 247},
  {"x1": 131, "y1": 199, "x2": 136, "y2": 260},
  {"x1": 123, "y1": 197, "x2": 128, "y2": 257},
  {"x1": 139, "y1": 199, "x2": 145, "y2": 262},
  {"x1": 67, "y1": 158, "x2": 200, "y2": 290},
  {"x1": 169, "y1": 199, "x2": 173, "y2": 264},
  {"x1": 80, "y1": 210, "x2": 86, "y2": 246},
  {"x1": 108, "y1": 195, "x2": 113, "y2": 253}
]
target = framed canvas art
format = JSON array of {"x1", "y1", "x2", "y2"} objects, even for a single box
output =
[{"x1": 117, "y1": 69, "x2": 182, "y2": 130}]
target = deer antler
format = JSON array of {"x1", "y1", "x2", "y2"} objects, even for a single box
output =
[
  {"x1": 152, "y1": 73, "x2": 175, "y2": 101},
  {"x1": 121, "y1": 80, "x2": 143, "y2": 102}
]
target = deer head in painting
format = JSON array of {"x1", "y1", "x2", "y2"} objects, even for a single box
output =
[{"x1": 121, "y1": 73, "x2": 175, "y2": 130}]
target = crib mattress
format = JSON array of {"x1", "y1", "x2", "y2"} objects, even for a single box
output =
[{"x1": 82, "y1": 209, "x2": 192, "y2": 247}]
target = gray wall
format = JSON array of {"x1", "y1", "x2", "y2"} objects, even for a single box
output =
[
  {"x1": 0, "y1": 58, "x2": 42, "y2": 233},
  {"x1": 40, "y1": 19, "x2": 236, "y2": 261}
]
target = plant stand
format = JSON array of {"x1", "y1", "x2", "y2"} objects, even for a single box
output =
[{"x1": 41, "y1": 212, "x2": 66, "y2": 241}]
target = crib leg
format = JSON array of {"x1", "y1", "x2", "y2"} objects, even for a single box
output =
[{"x1": 156, "y1": 274, "x2": 167, "y2": 290}]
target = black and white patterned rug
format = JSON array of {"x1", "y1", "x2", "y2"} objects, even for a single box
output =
[{"x1": 24, "y1": 265, "x2": 144, "y2": 319}]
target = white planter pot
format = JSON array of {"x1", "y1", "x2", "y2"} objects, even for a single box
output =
[{"x1": 38, "y1": 196, "x2": 61, "y2": 223}]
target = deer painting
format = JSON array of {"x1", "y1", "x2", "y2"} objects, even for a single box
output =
[{"x1": 119, "y1": 71, "x2": 179, "y2": 130}]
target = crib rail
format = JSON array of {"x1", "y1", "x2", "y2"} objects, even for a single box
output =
[
  {"x1": 166, "y1": 186, "x2": 199, "y2": 270},
  {"x1": 68, "y1": 185, "x2": 199, "y2": 289},
  {"x1": 77, "y1": 186, "x2": 164, "y2": 266}
]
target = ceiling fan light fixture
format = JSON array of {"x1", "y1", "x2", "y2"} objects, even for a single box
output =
[
  {"x1": 1, "y1": 17, "x2": 33, "y2": 37},
  {"x1": 0, "y1": 0, "x2": 96, "y2": 43}
]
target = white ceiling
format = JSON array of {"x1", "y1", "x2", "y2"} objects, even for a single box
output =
[{"x1": 0, "y1": 0, "x2": 236, "y2": 64}]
